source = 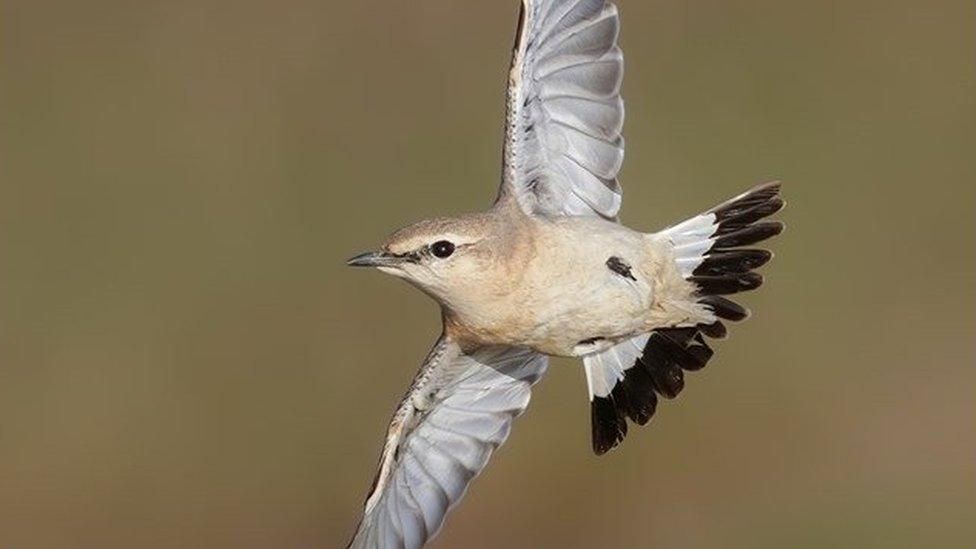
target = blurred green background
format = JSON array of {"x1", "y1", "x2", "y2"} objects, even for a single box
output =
[{"x1": 2, "y1": 0, "x2": 974, "y2": 547}]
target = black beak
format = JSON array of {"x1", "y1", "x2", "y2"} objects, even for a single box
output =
[{"x1": 346, "y1": 251, "x2": 402, "y2": 268}]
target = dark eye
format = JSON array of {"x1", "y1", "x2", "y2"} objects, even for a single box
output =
[{"x1": 430, "y1": 240, "x2": 455, "y2": 258}]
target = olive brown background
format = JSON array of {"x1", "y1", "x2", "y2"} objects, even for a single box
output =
[{"x1": 2, "y1": 0, "x2": 974, "y2": 547}]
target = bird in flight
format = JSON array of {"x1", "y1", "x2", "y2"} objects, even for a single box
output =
[{"x1": 345, "y1": 0, "x2": 783, "y2": 546}]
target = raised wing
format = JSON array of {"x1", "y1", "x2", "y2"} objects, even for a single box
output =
[
  {"x1": 347, "y1": 336, "x2": 548, "y2": 548},
  {"x1": 497, "y1": 0, "x2": 625, "y2": 219}
]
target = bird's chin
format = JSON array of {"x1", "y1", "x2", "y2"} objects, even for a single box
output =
[{"x1": 377, "y1": 265, "x2": 408, "y2": 277}]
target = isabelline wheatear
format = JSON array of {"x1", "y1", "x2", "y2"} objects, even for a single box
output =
[{"x1": 345, "y1": 1, "x2": 784, "y2": 546}]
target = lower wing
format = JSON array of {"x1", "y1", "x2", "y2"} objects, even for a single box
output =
[{"x1": 347, "y1": 335, "x2": 548, "y2": 548}]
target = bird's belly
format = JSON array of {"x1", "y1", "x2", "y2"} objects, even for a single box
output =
[
  {"x1": 534, "y1": 287, "x2": 649, "y2": 355},
  {"x1": 506, "y1": 259, "x2": 653, "y2": 357}
]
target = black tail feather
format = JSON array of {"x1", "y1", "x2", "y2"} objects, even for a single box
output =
[
  {"x1": 698, "y1": 296, "x2": 749, "y2": 321},
  {"x1": 713, "y1": 221, "x2": 784, "y2": 249},
  {"x1": 591, "y1": 393, "x2": 627, "y2": 455},
  {"x1": 694, "y1": 249, "x2": 771, "y2": 276},
  {"x1": 689, "y1": 272, "x2": 764, "y2": 295},
  {"x1": 711, "y1": 181, "x2": 783, "y2": 223},
  {"x1": 698, "y1": 321, "x2": 727, "y2": 339},
  {"x1": 616, "y1": 366, "x2": 657, "y2": 426}
]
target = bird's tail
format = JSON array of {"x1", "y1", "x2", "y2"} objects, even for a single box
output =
[
  {"x1": 583, "y1": 182, "x2": 784, "y2": 454},
  {"x1": 665, "y1": 181, "x2": 784, "y2": 330}
]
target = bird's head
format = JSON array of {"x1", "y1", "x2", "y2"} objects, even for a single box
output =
[{"x1": 347, "y1": 213, "x2": 509, "y2": 307}]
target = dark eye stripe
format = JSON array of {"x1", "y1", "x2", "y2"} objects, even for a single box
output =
[{"x1": 386, "y1": 250, "x2": 422, "y2": 263}]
